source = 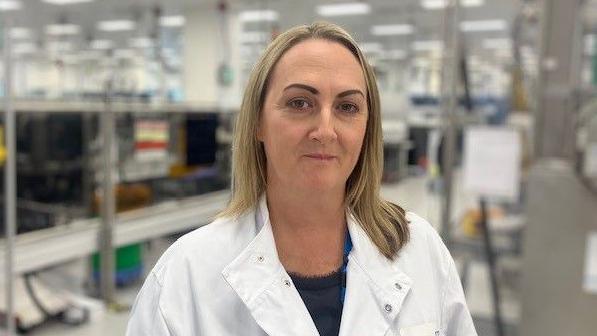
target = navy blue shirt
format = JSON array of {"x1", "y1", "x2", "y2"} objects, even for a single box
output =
[{"x1": 289, "y1": 268, "x2": 344, "y2": 336}]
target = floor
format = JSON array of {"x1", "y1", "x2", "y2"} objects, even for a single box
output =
[{"x1": 20, "y1": 173, "x2": 522, "y2": 336}]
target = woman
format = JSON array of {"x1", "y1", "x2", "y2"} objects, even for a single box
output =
[{"x1": 127, "y1": 22, "x2": 477, "y2": 336}]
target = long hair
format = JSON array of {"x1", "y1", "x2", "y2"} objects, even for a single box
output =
[{"x1": 218, "y1": 21, "x2": 409, "y2": 259}]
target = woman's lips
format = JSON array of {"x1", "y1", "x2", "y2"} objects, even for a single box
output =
[{"x1": 304, "y1": 153, "x2": 336, "y2": 160}]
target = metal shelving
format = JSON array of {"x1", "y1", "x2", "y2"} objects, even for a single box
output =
[{"x1": 0, "y1": 190, "x2": 229, "y2": 276}]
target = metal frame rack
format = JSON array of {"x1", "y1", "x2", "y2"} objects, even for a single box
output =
[{"x1": 1, "y1": 99, "x2": 234, "y2": 334}]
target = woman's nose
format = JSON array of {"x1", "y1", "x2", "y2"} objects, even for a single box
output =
[{"x1": 310, "y1": 106, "x2": 338, "y2": 144}]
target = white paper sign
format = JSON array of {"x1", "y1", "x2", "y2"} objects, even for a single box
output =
[
  {"x1": 584, "y1": 232, "x2": 597, "y2": 295},
  {"x1": 463, "y1": 126, "x2": 521, "y2": 200}
]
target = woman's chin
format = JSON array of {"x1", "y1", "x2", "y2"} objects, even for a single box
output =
[{"x1": 300, "y1": 177, "x2": 344, "y2": 193}]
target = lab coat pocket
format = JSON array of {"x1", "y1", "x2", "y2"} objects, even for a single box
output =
[{"x1": 399, "y1": 322, "x2": 438, "y2": 336}]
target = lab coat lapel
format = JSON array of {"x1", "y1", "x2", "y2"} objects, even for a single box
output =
[
  {"x1": 222, "y1": 197, "x2": 319, "y2": 336},
  {"x1": 339, "y1": 213, "x2": 413, "y2": 336}
]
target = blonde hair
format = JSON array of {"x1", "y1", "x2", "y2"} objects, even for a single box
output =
[{"x1": 219, "y1": 21, "x2": 409, "y2": 259}]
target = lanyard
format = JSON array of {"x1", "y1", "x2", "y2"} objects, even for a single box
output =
[{"x1": 340, "y1": 231, "x2": 352, "y2": 304}]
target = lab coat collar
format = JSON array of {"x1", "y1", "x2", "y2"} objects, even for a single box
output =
[
  {"x1": 222, "y1": 196, "x2": 413, "y2": 336},
  {"x1": 341, "y1": 211, "x2": 413, "y2": 335}
]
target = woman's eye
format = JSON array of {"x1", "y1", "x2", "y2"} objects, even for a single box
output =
[
  {"x1": 287, "y1": 98, "x2": 311, "y2": 110},
  {"x1": 338, "y1": 103, "x2": 359, "y2": 114}
]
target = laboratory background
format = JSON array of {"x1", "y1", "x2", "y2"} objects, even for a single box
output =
[{"x1": 0, "y1": 0, "x2": 595, "y2": 335}]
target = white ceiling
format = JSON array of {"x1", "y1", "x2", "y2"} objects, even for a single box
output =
[{"x1": 1, "y1": 0, "x2": 523, "y2": 62}]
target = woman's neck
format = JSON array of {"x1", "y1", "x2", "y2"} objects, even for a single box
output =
[{"x1": 266, "y1": 183, "x2": 347, "y2": 277}]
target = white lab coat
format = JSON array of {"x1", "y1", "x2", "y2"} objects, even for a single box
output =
[{"x1": 126, "y1": 196, "x2": 477, "y2": 336}]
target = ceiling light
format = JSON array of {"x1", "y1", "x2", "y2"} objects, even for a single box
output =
[
  {"x1": 359, "y1": 42, "x2": 383, "y2": 54},
  {"x1": 130, "y1": 37, "x2": 153, "y2": 48},
  {"x1": 316, "y1": 2, "x2": 370, "y2": 17},
  {"x1": 90, "y1": 39, "x2": 113, "y2": 50},
  {"x1": 42, "y1": 0, "x2": 93, "y2": 5},
  {"x1": 483, "y1": 38, "x2": 511, "y2": 49},
  {"x1": 371, "y1": 24, "x2": 414, "y2": 36},
  {"x1": 412, "y1": 40, "x2": 444, "y2": 51},
  {"x1": 9, "y1": 27, "x2": 31, "y2": 39},
  {"x1": 461, "y1": 20, "x2": 507, "y2": 32},
  {"x1": 239, "y1": 10, "x2": 278, "y2": 22},
  {"x1": 422, "y1": 0, "x2": 484, "y2": 10},
  {"x1": 0, "y1": 0, "x2": 22, "y2": 11},
  {"x1": 160, "y1": 15, "x2": 185, "y2": 27},
  {"x1": 46, "y1": 24, "x2": 80, "y2": 35},
  {"x1": 97, "y1": 20, "x2": 135, "y2": 32}
]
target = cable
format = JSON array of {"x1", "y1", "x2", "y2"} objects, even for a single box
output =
[{"x1": 23, "y1": 272, "x2": 90, "y2": 327}]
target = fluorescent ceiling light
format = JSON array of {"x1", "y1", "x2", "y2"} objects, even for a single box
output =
[
  {"x1": 240, "y1": 31, "x2": 269, "y2": 43},
  {"x1": 412, "y1": 40, "x2": 443, "y2": 51},
  {"x1": 130, "y1": 37, "x2": 154, "y2": 48},
  {"x1": 239, "y1": 10, "x2": 278, "y2": 22},
  {"x1": 98, "y1": 20, "x2": 135, "y2": 32},
  {"x1": 371, "y1": 24, "x2": 414, "y2": 36},
  {"x1": 13, "y1": 42, "x2": 37, "y2": 54},
  {"x1": 9, "y1": 27, "x2": 31, "y2": 39},
  {"x1": 160, "y1": 15, "x2": 185, "y2": 27},
  {"x1": 461, "y1": 20, "x2": 507, "y2": 32},
  {"x1": 46, "y1": 24, "x2": 80, "y2": 35},
  {"x1": 90, "y1": 39, "x2": 113, "y2": 50},
  {"x1": 483, "y1": 38, "x2": 511, "y2": 49},
  {"x1": 422, "y1": 0, "x2": 484, "y2": 10},
  {"x1": 42, "y1": 0, "x2": 93, "y2": 5},
  {"x1": 0, "y1": 0, "x2": 22, "y2": 11},
  {"x1": 359, "y1": 42, "x2": 383, "y2": 53},
  {"x1": 316, "y1": 2, "x2": 370, "y2": 17}
]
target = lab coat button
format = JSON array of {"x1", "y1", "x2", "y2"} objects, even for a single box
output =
[
  {"x1": 384, "y1": 304, "x2": 393, "y2": 313},
  {"x1": 394, "y1": 283, "x2": 402, "y2": 290},
  {"x1": 284, "y1": 279, "x2": 291, "y2": 287},
  {"x1": 258, "y1": 256, "x2": 265, "y2": 262}
]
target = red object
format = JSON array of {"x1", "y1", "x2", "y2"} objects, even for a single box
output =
[{"x1": 135, "y1": 142, "x2": 167, "y2": 150}]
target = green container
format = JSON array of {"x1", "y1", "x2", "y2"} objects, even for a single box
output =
[{"x1": 92, "y1": 243, "x2": 143, "y2": 286}]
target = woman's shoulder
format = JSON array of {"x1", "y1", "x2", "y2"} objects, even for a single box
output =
[
  {"x1": 404, "y1": 212, "x2": 443, "y2": 242},
  {"x1": 400, "y1": 211, "x2": 453, "y2": 273},
  {"x1": 150, "y1": 212, "x2": 258, "y2": 282}
]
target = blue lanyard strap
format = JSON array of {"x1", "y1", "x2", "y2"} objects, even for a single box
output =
[{"x1": 339, "y1": 231, "x2": 352, "y2": 304}]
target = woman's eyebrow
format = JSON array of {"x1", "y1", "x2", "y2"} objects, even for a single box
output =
[
  {"x1": 283, "y1": 84, "x2": 365, "y2": 98},
  {"x1": 338, "y1": 89, "x2": 365, "y2": 98},
  {"x1": 283, "y1": 83, "x2": 318, "y2": 94}
]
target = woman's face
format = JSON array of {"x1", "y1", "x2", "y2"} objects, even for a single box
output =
[{"x1": 258, "y1": 38, "x2": 368, "y2": 194}]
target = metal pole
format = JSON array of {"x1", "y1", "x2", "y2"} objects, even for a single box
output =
[
  {"x1": 100, "y1": 76, "x2": 116, "y2": 305},
  {"x1": 479, "y1": 198, "x2": 505, "y2": 336},
  {"x1": 534, "y1": 0, "x2": 583, "y2": 159},
  {"x1": 3, "y1": 20, "x2": 16, "y2": 336},
  {"x1": 440, "y1": 0, "x2": 461, "y2": 245}
]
